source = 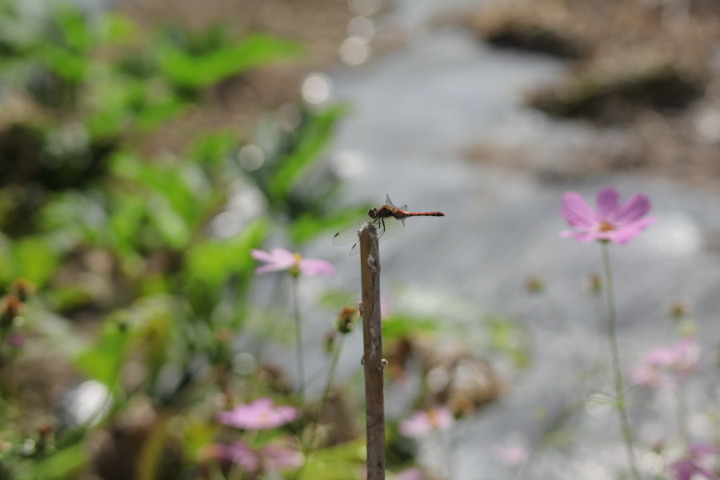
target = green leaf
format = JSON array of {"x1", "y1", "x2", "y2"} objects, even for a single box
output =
[
  {"x1": 147, "y1": 196, "x2": 191, "y2": 249},
  {"x1": 100, "y1": 13, "x2": 137, "y2": 45},
  {"x1": 37, "y1": 45, "x2": 88, "y2": 81},
  {"x1": 382, "y1": 314, "x2": 441, "y2": 340},
  {"x1": 179, "y1": 418, "x2": 217, "y2": 461},
  {"x1": 184, "y1": 219, "x2": 267, "y2": 287},
  {"x1": 6, "y1": 237, "x2": 60, "y2": 287},
  {"x1": 107, "y1": 193, "x2": 143, "y2": 250},
  {"x1": 0, "y1": 235, "x2": 16, "y2": 286},
  {"x1": 75, "y1": 320, "x2": 130, "y2": 387},
  {"x1": 135, "y1": 98, "x2": 187, "y2": 131},
  {"x1": 189, "y1": 132, "x2": 238, "y2": 169},
  {"x1": 269, "y1": 105, "x2": 348, "y2": 201},
  {"x1": 297, "y1": 438, "x2": 365, "y2": 479},
  {"x1": 158, "y1": 34, "x2": 301, "y2": 89},
  {"x1": 47, "y1": 285, "x2": 94, "y2": 312},
  {"x1": 34, "y1": 442, "x2": 88, "y2": 480},
  {"x1": 54, "y1": 6, "x2": 94, "y2": 52}
]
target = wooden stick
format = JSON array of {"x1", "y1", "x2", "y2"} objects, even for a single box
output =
[{"x1": 359, "y1": 222, "x2": 385, "y2": 480}]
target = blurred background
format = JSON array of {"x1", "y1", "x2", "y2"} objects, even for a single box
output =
[{"x1": 1, "y1": 0, "x2": 720, "y2": 479}]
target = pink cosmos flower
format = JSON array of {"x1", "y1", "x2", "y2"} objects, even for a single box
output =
[
  {"x1": 206, "y1": 441, "x2": 302, "y2": 474},
  {"x1": 251, "y1": 248, "x2": 335, "y2": 276},
  {"x1": 399, "y1": 406, "x2": 454, "y2": 438},
  {"x1": 208, "y1": 442, "x2": 259, "y2": 472},
  {"x1": 669, "y1": 443, "x2": 720, "y2": 480},
  {"x1": 257, "y1": 443, "x2": 303, "y2": 471},
  {"x1": 560, "y1": 187, "x2": 656, "y2": 244},
  {"x1": 631, "y1": 338, "x2": 700, "y2": 389},
  {"x1": 217, "y1": 398, "x2": 298, "y2": 430}
]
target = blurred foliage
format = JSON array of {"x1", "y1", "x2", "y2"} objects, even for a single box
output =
[
  {"x1": 0, "y1": 0, "x2": 302, "y2": 237},
  {"x1": 486, "y1": 313, "x2": 530, "y2": 369},
  {"x1": 155, "y1": 27, "x2": 302, "y2": 91},
  {"x1": 0, "y1": 1, "x2": 367, "y2": 479},
  {"x1": 0, "y1": 2, "x2": 510, "y2": 480}
]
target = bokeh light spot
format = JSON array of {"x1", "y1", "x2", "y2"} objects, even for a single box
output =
[{"x1": 301, "y1": 72, "x2": 332, "y2": 105}]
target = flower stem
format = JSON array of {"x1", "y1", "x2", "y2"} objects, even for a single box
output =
[
  {"x1": 291, "y1": 276, "x2": 305, "y2": 408},
  {"x1": 318, "y1": 336, "x2": 344, "y2": 424},
  {"x1": 600, "y1": 243, "x2": 641, "y2": 480}
]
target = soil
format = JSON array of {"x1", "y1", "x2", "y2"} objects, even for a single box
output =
[{"x1": 453, "y1": 0, "x2": 720, "y2": 190}]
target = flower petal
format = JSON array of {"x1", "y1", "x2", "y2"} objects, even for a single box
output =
[
  {"x1": 218, "y1": 398, "x2": 297, "y2": 430},
  {"x1": 268, "y1": 248, "x2": 296, "y2": 264},
  {"x1": 251, "y1": 248, "x2": 296, "y2": 274},
  {"x1": 250, "y1": 249, "x2": 277, "y2": 263},
  {"x1": 610, "y1": 194, "x2": 652, "y2": 225},
  {"x1": 258, "y1": 444, "x2": 303, "y2": 471},
  {"x1": 561, "y1": 192, "x2": 596, "y2": 228},
  {"x1": 605, "y1": 216, "x2": 656, "y2": 244},
  {"x1": 596, "y1": 187, "x2": 620, "y2": 220},
  {"x1": 299, "y1": 259, "x2": 335, "y2": 276},
  {"x1": 210, "y1": 442, "x2": 259, "y2": 472},
  {"x1": 669, "y1": 459, "x2": 698, "y2": 480},
  {"x1": 255, "y1": 263, "x2": 291, "y2": 275},
  {"x1": 688, "y1": 442, "x2": 720, "y2": 457}
]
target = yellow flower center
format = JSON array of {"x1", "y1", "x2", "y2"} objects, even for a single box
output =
[
  {"x1": 598, "y1": 220, "x2": 616, "y2": 232},
  {"x1": 289, "y1": 253, "x2": 302, "y2": 277}
]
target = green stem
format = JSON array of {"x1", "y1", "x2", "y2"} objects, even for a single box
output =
[
  {"x1": 600, "y1": 242, "x2": 641, "y2": 480},
  {"x1": 291, "y1": 276, "x2": 306, "y2": 408},
  {"x1": 318, "y1": 336, "x2": 344, "y2": 424}
]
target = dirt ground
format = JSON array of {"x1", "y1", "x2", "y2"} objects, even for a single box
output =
[{"x1": 456, "y1": 0, "x2": 720, "y2": 190}]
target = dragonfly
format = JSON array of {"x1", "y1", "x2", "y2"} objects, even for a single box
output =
[{"x1": 332, "y1": 194, "x2": 445, "y2": 255}]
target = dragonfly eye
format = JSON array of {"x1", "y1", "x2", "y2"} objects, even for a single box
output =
[{"x1": 368, "y1": 208, "x2": 378, "y2": 219}]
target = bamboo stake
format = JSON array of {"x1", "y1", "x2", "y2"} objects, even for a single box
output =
[{"x1": 359, "y1": 222, "x2": 385, "y2": 480}]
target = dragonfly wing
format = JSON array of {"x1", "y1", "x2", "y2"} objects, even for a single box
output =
[
  {"x1": 332, "y1": 220, "x2": 366, "y2": 246},
  {"x1": 378, "y1": 216, "x2": 403, "y2": 238},
  {"x1": 348, "y1": 218, "x2": 395, "y2": 255}
]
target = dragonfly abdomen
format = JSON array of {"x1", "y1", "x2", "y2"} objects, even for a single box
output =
[{"x1": 400, "y1": 211, "x2": 445, "y2": 217}]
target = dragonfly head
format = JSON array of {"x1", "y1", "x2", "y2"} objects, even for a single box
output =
[{"x1": 368, "y1": 207, "x2": 378, "y2": 219}]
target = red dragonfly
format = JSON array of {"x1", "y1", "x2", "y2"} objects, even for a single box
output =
[{"x1": 332, "y1": 194, "x2": 445, "y2": 255}]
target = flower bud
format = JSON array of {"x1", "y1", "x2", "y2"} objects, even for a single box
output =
[
  {"x1": 667, "y1": 299, "x2": 689, "y2": 321},
  {"x1": 1, "y1": 295, "x2": 22, "y2": 326},
  {"x1": 336, "y1": 306, "x2": 357, "y2": 334},
  {"x1": 525, "y1": 275, "x2": 544, "y2": 295},
  {"x1": 584, "y1": 273, "x2": 602, "y2": 295},
  {"x1": 11, "y1": 279, "x2": 35, "y2": 302}
]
